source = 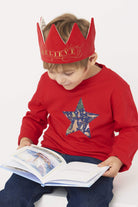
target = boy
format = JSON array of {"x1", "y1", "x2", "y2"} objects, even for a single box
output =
[{"x1": 0, "y1": 13, "x2": 138, "y2": 207}]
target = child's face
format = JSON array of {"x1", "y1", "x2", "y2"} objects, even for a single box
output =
[{"x1": 48, "y1": 66, "x2": 87, "y2": 90}]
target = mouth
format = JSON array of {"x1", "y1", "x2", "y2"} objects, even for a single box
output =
[{"x1": 62, "y1": 83, "x2": 71, "y2": 87}]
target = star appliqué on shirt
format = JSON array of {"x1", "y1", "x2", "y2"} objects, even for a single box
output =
[{"x1": 63, "y1": 98, "x2": 99, "y2": 138}]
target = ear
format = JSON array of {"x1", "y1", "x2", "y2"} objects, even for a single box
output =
[{"x1": 88, "y1": 52, "x2": 98, "y2": 65}]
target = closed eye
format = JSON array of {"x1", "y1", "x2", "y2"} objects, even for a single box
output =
[{"x1": 64, "y1": 72, "x2": 74, "y2": 76}]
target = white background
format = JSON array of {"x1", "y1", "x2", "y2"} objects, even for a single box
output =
[{"x1": 0, "y1": 0, "x2": 138, "y2": 206}]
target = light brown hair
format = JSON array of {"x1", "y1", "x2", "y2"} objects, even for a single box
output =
[{"x1": 42, "y1": 13, "x2": 90, "y2": 70}]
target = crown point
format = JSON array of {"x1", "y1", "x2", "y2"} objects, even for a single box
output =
[
  {"x1": 67, "y1": 22, "x2": 85, "y2": 45},
  {"x1": 40, "y1": 17, "x2": 46, "y2": 30},
  {"x1": 46, "y1": 24, "x2": 66, "y2": 48}
]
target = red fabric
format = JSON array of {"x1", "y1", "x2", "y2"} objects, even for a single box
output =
[
  {"x1": 18, "y1": 64, "x2": 138, "y2": 172},
  {"x1": 37, "y1": 18, "x2": 95, "y2": 63}
]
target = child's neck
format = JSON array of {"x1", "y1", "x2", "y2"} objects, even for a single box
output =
[{"x1": 85, "y1": 64, "x2": 102, "y2": 80}]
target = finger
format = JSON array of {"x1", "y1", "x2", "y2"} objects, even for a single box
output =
[
  {"x1": 98, "y1": 161, "x2": 109, "y2": 167},
  {"x1": 17, "y1": 142, "x2": 31, "y2": 149},
  {"x1": 103, "y1": 167, "x2": 118, "y2": 177}
]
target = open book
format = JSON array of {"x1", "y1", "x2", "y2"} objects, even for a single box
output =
[{"x1": 0, "y1": 145, "x2": 109, "y2": 187}]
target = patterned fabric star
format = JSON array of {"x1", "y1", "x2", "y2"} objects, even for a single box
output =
[{"x1": 63, "y1": 98, "x2": 99, "y2": 138}]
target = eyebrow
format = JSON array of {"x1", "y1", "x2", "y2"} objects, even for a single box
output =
[
  {"x1": 62, "y1": 67, "x2": 76, "y2": 72},
  {"x1": 63, "y1": 69, "x2": 75, "y2": 72}
]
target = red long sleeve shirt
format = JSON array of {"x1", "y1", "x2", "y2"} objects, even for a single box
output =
[{"x1": 18, "y1": 63, "x2": 138, "y2": 171}]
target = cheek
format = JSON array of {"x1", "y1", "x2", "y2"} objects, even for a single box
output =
[
  {"x1": 72, "y1": 74, "x2": 83, "y2": 83},
  {"x1": 48, "y1": 73, "x2": 55, "y2": 80}
]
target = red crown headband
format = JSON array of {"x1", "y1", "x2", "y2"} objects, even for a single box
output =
[{"x1": 37, "y1": 17, "x2": 95, "y2": 64}]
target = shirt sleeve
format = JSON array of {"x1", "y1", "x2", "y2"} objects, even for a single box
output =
[
  {"x1": 18, "y1": 74, "x2": 48, "y2": 145},
  {"x1": 110, "y1": 81, "x2": 138, "y2": 171}
]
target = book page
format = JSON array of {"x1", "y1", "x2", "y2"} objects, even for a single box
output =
[
  {"x1": 1, "y1": 161, "x2": 42, "y2": 184},
  {"x1": 4, "y1": 145, "x2": 66, "y2": 183},
  {"x1": 44, "y1": 161, "x2": 109, "y2": 186}
]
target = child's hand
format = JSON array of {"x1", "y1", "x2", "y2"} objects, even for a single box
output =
[
  {"x1": 17, "y1": 137, "x2": 33, "y2": 149},
  {"x1": 98, "y1": 156, "x2": 123, "y2": 177}
]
